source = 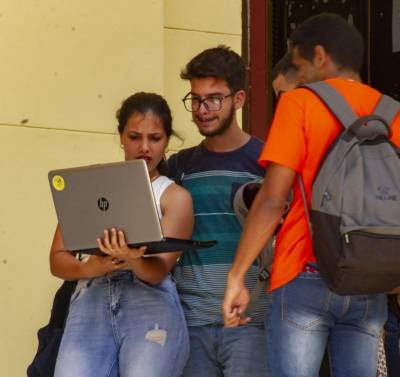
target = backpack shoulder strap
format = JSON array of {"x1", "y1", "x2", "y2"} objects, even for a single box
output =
[
  {"x1": 301, "y1": 81, "x2": 358, "y2": 129},
  {"x1": 373, "y1": 95, "x2": 400, "y2": 125},
  {"x1": 243, "y1": 239, "x2": 274, "y2": 317}
]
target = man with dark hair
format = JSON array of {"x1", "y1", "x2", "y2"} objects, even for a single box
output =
[
  {"x1": 271, "y1": 52, "x2": 299, "y2": 98},
  {"x1": 223, "y1": 13, "x2": 400, "y2": 377},
  {"x1": 168, "y1": 45, "x2": 269, "y2": 377},
  {"x1": 289, "y1": 13, "x2": 364, "y2": 77},
  {"x1": 180, "y1": 45, "x2": 245, "y2": 95}
]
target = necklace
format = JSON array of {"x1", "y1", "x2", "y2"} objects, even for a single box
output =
[{"x1": 150, "y1": 173, "x2": 160, "y2": 182}]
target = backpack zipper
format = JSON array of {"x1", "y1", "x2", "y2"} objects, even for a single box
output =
[{"x1": 344, "y1": 230, "x2": 400, "y2": 244}]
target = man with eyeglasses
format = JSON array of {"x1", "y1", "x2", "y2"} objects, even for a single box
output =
[{"x1": 167, "y1": 45, "x2": 269, "y2": 377}]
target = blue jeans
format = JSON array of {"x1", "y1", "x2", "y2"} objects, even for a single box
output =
[
  {"x1": 265, "y1": 271, "x2": 387, "y2": 377},
  {"x1": 181, "y1": 324, "x2": 267, "y2": 377},
  {"x1": 384, "y1": 305, "x2": 400, "y2": 376},
  {"x1": 54, "y1": 271, "x2": 189, "y2": 377}
]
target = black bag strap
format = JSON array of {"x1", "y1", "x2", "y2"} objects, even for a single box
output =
[
  {"x1": 27, "y1": 280, "x2": 77, "y2": 377},
  {"x1": 48, "y1": 280, "x2": 77, "y2": 329},
  {"x1": 171, "y1": 145, "x2": 199, "y2": 185}
]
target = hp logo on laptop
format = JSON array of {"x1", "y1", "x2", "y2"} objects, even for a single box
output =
[{"x1": 97, "y1": 197, "x2": 109, "y2": 211}]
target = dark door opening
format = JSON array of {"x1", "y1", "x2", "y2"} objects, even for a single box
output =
[{"x1": 243, "y1": 0, "x2": 400, "y2": 139}]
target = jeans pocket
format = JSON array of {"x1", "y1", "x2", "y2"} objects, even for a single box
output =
[
  {"x1": 281, "y1": 274, "x2": 332, "y2": 330},
  {"x1": 136, "y1": 277, "x2": 177, "y2": 303}
]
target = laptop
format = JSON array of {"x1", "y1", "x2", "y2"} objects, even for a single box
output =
[{"x1": 48, "y1": 159, "x2": 217, "y2": 255}]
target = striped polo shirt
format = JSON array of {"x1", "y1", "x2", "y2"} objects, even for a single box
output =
[{"x1": 168, "y1": 137, "x2": 271, "y2": 326}]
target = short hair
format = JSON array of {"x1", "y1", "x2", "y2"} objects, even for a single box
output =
[
  {"x1": 180, "y1": 45, "x2": 245, "y2": 92},
  {"x1": 289, "y1": 13, "x2": 364, "y2": 73},
  {"x1": 271, "y1": 52, "x2": 298, "y2": 82}
]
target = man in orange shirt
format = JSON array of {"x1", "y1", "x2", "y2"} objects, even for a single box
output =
[{"x1": 223, "y1": 13, "x2": 400, "y2": 377}]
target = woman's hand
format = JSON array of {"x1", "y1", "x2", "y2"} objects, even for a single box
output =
[
  {"x1": 50, "y1": 224, "x2": 130, "y2": 280},
  {"x1": 97, "y1": 228, "x2": 147, "y2": 265},
  {"x1": 82, "y1": 255, "x2": 130, "y2": 279}
]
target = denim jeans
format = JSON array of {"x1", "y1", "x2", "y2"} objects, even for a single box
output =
[
  {"x1": 54, "y1": 271, "x2": 189, "y2": 377},
  {"x1": 384, "y1": 306, "x2": 400, "y2": 376},
  {"x1": 265, "y1": 271, "x2": 387, "y2": 377},
  {"x1": 181, "y1": 324, "x2": 267, "y2": 377}
]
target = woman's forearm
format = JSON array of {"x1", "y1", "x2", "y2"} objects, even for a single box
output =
[{"x1": 129, "y1": 254, "x2": 177, "y2": 284}]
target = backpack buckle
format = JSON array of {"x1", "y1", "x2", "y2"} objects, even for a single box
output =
[{"x1": 258, "y1": 268, "x2": 270, "y2": 282}]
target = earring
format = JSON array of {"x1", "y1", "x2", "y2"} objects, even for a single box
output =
[{"x1": 120, "y1": 144, "x2": 124, "y2": 149}]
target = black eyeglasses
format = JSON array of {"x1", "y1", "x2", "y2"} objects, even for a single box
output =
[{"x1": 182, "y1": 93, "x2": 234, "y2": 112}]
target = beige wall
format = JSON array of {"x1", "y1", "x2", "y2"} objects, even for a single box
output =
[
  {"x1": 0, "y1": 1, "x2": 241, "y2": 375},
  {"x1": 0, "y1": 1, "x2": 164, "y2": 375},
  {"x1": 164, "y1": 0, "x2": 242, "y2": 151},
  {"x1": 1, "y1": 1, "x2": 164, "y2": 132}
]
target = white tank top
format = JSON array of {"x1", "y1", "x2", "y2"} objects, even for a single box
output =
[{"x1": 151, "y1": 175, "x2": 174, "y2": 219}]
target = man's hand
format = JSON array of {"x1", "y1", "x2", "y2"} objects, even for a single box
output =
[{"x1": 222, "y1": 275, "x2": 251, "y2": 327}]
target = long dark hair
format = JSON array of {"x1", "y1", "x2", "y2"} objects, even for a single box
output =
[{"x1": 116, "y1": 92, "x2": 178, "y2": 175}]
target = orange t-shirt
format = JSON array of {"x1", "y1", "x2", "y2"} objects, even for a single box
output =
[{"x1": 259, "y1": 78, "x2": 400, "y2": 291}]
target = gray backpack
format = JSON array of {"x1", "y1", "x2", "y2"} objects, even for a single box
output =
[{"x1": 299, "y1": 81, "x2": 400, "y2": 295}]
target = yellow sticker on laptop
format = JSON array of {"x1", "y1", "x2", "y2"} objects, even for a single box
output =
[{"x1": 52, "y1": 175, "x2": 65, "y2": 191}]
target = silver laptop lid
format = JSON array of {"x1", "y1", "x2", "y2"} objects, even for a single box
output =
[{"x1": 48, "y1": 159, "x2": 163, "y2": 252}]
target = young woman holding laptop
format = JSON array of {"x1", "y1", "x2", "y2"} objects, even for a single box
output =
[{"x1": 51, "y1": 92, "x2": 193, "y2": 377}]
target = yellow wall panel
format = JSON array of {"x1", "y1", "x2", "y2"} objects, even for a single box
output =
[
  {"x1": 0, "y1": 125, "x2": 124, "y2": 376},
  {"x1": 165, "y1": 0, "x2": 242, "y2": 35},
  {"x1": 0, "y1": 2, "x2": 243, "y2": 376},
  {"x1": 164, "y1": 29, "x2": 242, "y2": 151},
  {"x1": 0, "y1": 0, "x2": 164, "y2": 133}
]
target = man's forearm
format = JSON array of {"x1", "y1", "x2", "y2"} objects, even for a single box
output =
[
  {"x1": 229, "y1": 187, "x2": 286, "y2": 279},
  {"x1": 229, "y1": 163, "x2": 297, "y2": 280}
]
